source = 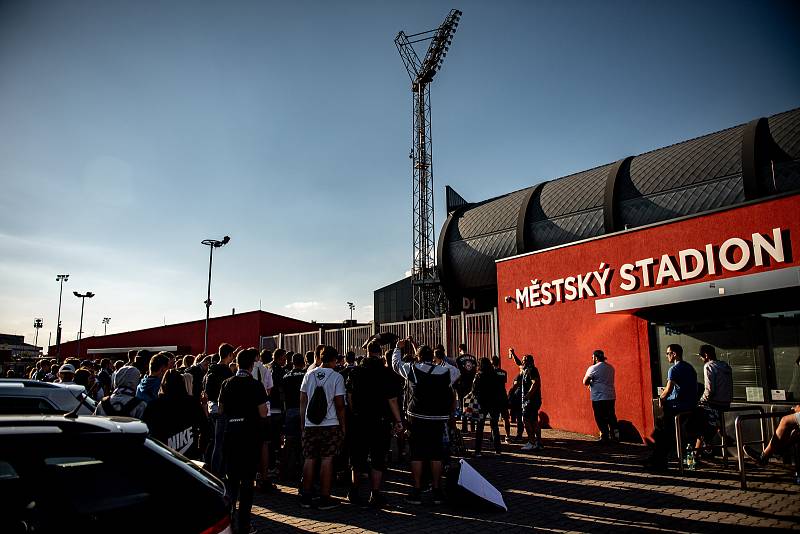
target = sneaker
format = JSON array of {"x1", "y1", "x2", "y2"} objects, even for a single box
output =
[
  {"x1": 405, "y1": 488, "x2": 423, "y2": 505},
  {"x1": 431, "y1": 488, "x2": 445, "y2": 505},
  {"x1": 535, "y1": 440, "x2": 544, "y2": 450},
  {"x1": 317, "y1": 496, "x2": 340, "y2": 510},
  {"x1": 521, "y1": 442, "x2": 535, "y2": 451},
  {"x1": 368, "y1": 491, "x2": 387, "y2": 509},
  {"x1": 299, "y1": 493, "x2": 313, "y2": 509},
  {"x1": 503, "y1": 437, "x2": 513, "y2": 444},
  {"x1": 743, "y1": 445, "x2": 768, "y2": 466}
]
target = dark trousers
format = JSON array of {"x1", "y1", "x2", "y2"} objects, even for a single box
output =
[
  {"x1": 651, "y1": 408, "x2": 678, "y2": 464},
  {"x1": 475, "y1": 411, "x2": 501, "y2": 453},
  {"x1": 227, "y1": 476, "x2": 254, "y2": 533},
  {"x1": 591, "y1": 399, "x2": 618, "y2": 440}
]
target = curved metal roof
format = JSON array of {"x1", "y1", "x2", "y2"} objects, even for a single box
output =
[{"x1": 438, "y1": 108, "x2": 800, "y2": 293}]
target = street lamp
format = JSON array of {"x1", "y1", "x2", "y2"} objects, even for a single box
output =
[
  {"x1": 347, "y1": 302, "x2": 355, "y2": 321},
  {"x1": 201, "y1": 236, "x2": 230, "y2": 355},
  {"x1": 73, "y1": 291, "x2": 95, "y2": 358},
  {"x1": 102, "y1": 317, "x2": 111, "y2": 335},
  {"x1": 33, "y1": 318, "x2": 43, "y2": 355},
  {"x1": 55, "y1": 274, "x2": 69, "y2": 358}
]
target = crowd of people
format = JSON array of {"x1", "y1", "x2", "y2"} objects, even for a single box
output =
[
  {"x1": 20, "y1": 337, "x2": 551, "y2": 531},
  {"x1": 19, "y1": 337, "x2": 800, "y2": 533}
]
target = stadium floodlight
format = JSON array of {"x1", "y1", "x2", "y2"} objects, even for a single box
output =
[
  {"x1": 55, "y1": 274, "x2": 70, "y2": 357},
  {"x1": 73, "y1": 291, "x2": 95, "y2": 357}
]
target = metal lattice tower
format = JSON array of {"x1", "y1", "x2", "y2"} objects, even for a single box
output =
[{"x1": 395, "y1": 9, "x2": 462, "y2": 319}]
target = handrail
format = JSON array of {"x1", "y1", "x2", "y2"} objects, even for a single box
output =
[
  {"x1": 674, "y1": 404, "x2": 765, "y2": 476},
  {"x1": 734, "y1": 410, "x2": 793, "y2": 490}
]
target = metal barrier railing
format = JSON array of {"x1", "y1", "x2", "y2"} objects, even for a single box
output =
[
  {"x1": 675, "y1": 405, "x2": 764, "y2": 476},
  {"x1": 465, "y1": 311, "x2": 495, "y2": 358},
  {"x1": 735, "y1": 410, "x2": 793, "y2": 490}
]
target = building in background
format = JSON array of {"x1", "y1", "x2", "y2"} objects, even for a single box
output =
[
  {"x1": 374, "y1": 276, "x2": 413, "y2": 325},
  {"x1": 49, "y1": 310, "x2": 313, "y2": 360}
]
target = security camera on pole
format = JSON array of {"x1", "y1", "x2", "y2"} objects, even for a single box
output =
[{"x1": 201, "y1": 236, "x2": 231, "y2": 355}]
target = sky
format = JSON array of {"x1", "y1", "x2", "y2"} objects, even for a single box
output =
[{"x1": 1, "y1": 0, "x2": 798, "y2": 346}]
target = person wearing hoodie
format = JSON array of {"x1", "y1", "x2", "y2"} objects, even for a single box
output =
[
  {"x1": 95, "y1": 365, "x2": 147, "y2": 419},
  {"x1": 135, "y1": 352, "x2": 171, "y2": 403},
  {"x1": 142, "y1": 369, "x2": 206, "y2": 459}
]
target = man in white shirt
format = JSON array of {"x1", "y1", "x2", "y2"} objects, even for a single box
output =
[
  {"x1": 582, "y1": 349, "x2": 619, "y2": 444},
  {"x1": 299, "y1": 345, "x2": 346, "y2": 510}
]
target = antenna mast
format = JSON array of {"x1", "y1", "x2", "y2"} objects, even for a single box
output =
[{"x1": 395, "y1": 8, "x2": 462, "y2": 319}]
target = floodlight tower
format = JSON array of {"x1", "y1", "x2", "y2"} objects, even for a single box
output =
[{"x1": 395, "y1": 9, "x2": 461, "y2": 319}]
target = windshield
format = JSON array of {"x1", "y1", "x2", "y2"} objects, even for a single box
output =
[{"x1": 143, "y1": 439, "x2": 225, "y2": 495}]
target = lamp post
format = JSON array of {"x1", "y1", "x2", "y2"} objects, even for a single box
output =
[
  {"x1": 73, "y1": 291, "x2": 95, "y2": 358},
  {"x1": 33, "y1": 318, "x2": 43, "y2": 355},
  {"x1": 347, "y1": 302, "x2": 355, "y2": 321},
  {"x1": 55, "y1": 274, "x2": 69, "y2": 358},
  {"x1": 201, "y1": 236, "x2": 230, "y2": 355},
  {"x1": 102, "y1": 317, "x2": 111, "y2": 335}
]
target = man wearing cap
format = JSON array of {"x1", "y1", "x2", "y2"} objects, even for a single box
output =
[
  {"x1": 583, "y1": 349, "x2": 619, "y2": 444},
  {"x1": 56, "y1": 364, "x2": 76, "y2": 384}
]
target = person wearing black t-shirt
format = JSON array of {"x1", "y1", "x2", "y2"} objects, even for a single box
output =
[
  {"x1": 142, "y1": 369, "x2": 206, "y2": 459},
  {"x1": 346, "y1": 340, "x2": 403, "y2": 508},
  {"x1": 219, "y1": 348, "x2": 268, "y2": 534},
  {"x1": 267, "y1": 349, "x2": 288, "y2": 475},
  {"x1": 456, "y1": 344, "x2": 478, "y2": 432}
]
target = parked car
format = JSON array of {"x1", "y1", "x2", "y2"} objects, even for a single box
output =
[
  {"x1": 0, "y1": 414, "x2": 231, "y2": 533},
  {"x1": 0, "y1": 379, "x2": 96, "y2": 415}
]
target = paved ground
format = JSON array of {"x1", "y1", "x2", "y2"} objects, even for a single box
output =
[{"x1": 251, "y1": 429, "x2": 800, "y2": 533}]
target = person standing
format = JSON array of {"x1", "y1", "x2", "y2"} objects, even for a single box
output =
[
  {"x1": 141, "y1": 369, "x2": 206, "y2": 458},
  {"x1": 582, "y1": 349, "x2": 619, "y2": 444},
  {"x1": 251, "y1": 349, "x2": 274, "y2": 492},
  {"x1": 346, "y1": 339, "x2": 403, "y2": 508},
  {"x1": 455, "y1": 344, "x2": 478, "y2": 433},
  {"x1": 491, "y1": 356, "x2": 513, "y2": 442},
  {"x1": 645, "y1": 343, "x2": 697, "y2": 471},
  {"x1": 392, "y1": 338, "x2": 455, "y2": 505},
  {"x1": 695, "y1": 345, "x2": 732, "y2": 455},
  {"x1": 299, "y1": 346, "x2": 346, "y2": 510},
  {"x1": 218, "y1": 348, "x2": 268, "y2": 534},
  {"x1": 204, "y1": 343, "x2": 236, "y2": 475},
  {"x1": 509, "y1": 349, "x2": 543, "y2": 451},
  {"x1": 135, "y1": 352, "x2": 170, "y2": 403},
  {"x1": 94, "y1": 366, "x2": 147, "y2": 419},
  {"x1": 471, "y1": 357, "x2": 504, "y2": 456},
  {"x1": 267, "y1": 349, "x2": 288, "y2": 481}
]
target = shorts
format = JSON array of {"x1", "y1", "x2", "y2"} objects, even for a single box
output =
[
  {"x1": 302, "y1": 425, "x2": 344, "y2": 459},
  {"x1": 522, "y1": 402, "x2": 541, "y2": 422},
  {"x1": 350, "y1": 416, "x2": 391, "y2": 473},
  {"x1": 408, "y1": 418, "x2": 446, "y2": 462}
]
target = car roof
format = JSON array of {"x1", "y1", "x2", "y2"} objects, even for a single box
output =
[
  {"x1": 0, "y1": 414, "x2": 148, "y2": 435},
  {"x1": 0, "y1": 379, "x2": 64, "y2": 389}
]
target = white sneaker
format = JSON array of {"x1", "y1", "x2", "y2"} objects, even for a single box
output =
[{"x1": 521, "y1": 442, "x2": 535, "y2": 451}]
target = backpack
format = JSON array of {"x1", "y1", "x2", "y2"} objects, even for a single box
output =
[
  {"x1": 305, "y1": 372, "x2": 329, "y2": 425},
  {"x1": 100, "y1": 396, "x2": 143, "y2": 417}
]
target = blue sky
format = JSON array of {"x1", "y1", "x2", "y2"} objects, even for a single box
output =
[{"x1": 1, "y1": 0, "x2": 798, "y2": 345}]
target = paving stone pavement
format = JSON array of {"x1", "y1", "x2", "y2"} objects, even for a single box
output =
[{"x1": 250, "y1": 429, "x2": 800, "y2": 533}]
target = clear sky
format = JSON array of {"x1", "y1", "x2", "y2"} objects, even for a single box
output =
[{"x1": 1, "y1": 0, "x2": 798, "y2": 346}]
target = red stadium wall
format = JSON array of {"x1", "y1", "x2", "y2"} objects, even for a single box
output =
[
  {"x1": 51, "y1": 310, "x2": 313, "y2": 359},
  {"x1": 496, "y1": 193, "x2": 800, "y2": 437}
]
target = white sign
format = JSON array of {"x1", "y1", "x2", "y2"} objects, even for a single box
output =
[
  {"x1": 746, "y1": 387, "x2": 765, "y2": 403},
  {"x1": 771, "y1": 389, "x2": 787, "y2": 401},
  {"x1": 511, "y1": 227, "x2": 788, "y2": 310}
]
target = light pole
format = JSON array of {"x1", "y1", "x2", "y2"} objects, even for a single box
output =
[
  {"x1": 347, "y1": 302, "x2": 355, "y2": 321},
  {"x1": 55, "y1": 274, "x2": 69, "y2": 358},
  {"x1": 102, "y1": 317, "x2": 111, "y2": 335},
  {"x1": 201, "y1": 236, "x2": 230, "y2": 355},
  {"x1": 33, "y1": 318, "x2": 43, "y2": 355},
  {"x1": 73, "y1": 291, "x2": 95, "y2": 358}
]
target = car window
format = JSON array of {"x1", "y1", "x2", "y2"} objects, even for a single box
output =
[
  {"x1": 0, "y1": 397, "x2": 60, "y2": 415},
  {"x1": 0, "y1": 433, "x2": 227, "y2": 533}
]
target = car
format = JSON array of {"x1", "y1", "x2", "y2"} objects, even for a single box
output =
[
  {"x1": 0, "y1": 379, "x2": 96, "y2": 415},
  {"x1": 0, "y1": 414, "x2": 232, "y2": 534}
]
